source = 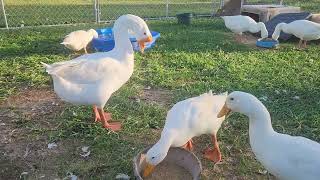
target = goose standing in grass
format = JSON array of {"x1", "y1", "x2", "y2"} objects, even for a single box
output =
[
  {"x1": 221, "y1": 15, "x2": 268, "y2": 41},
  {"x1": 143, "y1": 91, "x2": 227, "y2": 177},
  {"x1": 61, "y1": 29, "x2": 98, "y2": 54},
  {"x1": 42, "y1": 14, "x2": 152, "y2": 131},
  {"x1": 218, "y1": 91, "x2": 320, "y2": 180},
  {"x1": 272, "y1": 20, "x2": 320, "y2": 49}
]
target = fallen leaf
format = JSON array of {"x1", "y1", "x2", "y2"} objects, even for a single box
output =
[
  {"x1": 81, "y1": 146, "x2": 89, "y2": 152},
  {"x1": 47, "y1": 142, "x2": 57, "y2": 149},
  {"x1": 23, "y1": 145, "x2": 30, "y2": 158},
  {"x1": 70, "y1": 174, "x2": 78, "y2": 180},
  {"x1": 64, "y1": 172, "x2": 78, "y2": 180},
  {"x1": 115, "y1": 173, "x2": 130, "y2": 179},
  {"x1": 135, "y1": 98, "x2": 141, "y2": 103},
  {"x1": 20, "y1": 172, "x2": 28, "y2": 178},
  {"x1": 293, "y1": 96, "x2": 300, "y2": 100},
  {"x1": 80, "y1": 151, "x2": 91, "y2": 158},
  {"x1": 258, "y1": 169, "x2": 268, "y2": 175},
  {"x1": 259, "y1": 96, "x2": 268, "y2": 101}
]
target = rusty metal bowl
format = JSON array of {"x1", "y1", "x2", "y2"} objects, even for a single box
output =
[{"x1": 133, "y1": 147, "x2": 202, "y2": 180}]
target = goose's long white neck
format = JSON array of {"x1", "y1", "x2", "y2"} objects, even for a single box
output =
[
  {"x1": 112, "y1": 18, "x2": 134, "y2": 61},
  {"x1": 153, "y1": 130, "x2": 175, "y2": 157},
  {"x1": 248, "y1": 101, "x2": 275, "y2": 150},
  {"x1": 272, "y1": 23, "x2": 286, "y2": 40},
  {"x1": 257, "y1": 22, "x2": 268, "y2": 39}
]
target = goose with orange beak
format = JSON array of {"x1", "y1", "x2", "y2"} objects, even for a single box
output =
[
  {"x1": 218, "y1": 91, "x2": 320, "y2": 180},
  {"x1": 138, "y1": 35, "x2": 152, "y2": 53},
  {"x1": 41, "y1": 14, "x2": 152, "y2": 131},
  {"x1": 143, "y1": 91, "x2": 228, "y2": 177}
]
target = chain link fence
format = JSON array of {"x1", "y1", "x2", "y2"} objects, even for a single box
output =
[{"x1": 0, "y1": 0, "x2": 222, "y2": 29}]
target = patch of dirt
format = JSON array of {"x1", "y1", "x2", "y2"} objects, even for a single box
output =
[
  {"x1": 0, "y1": 88, "x2": 64, "y2": 149},
  {"x1": 0, "y1": 88, "x2": 82, "y2": 179},
  {"x1": 144, "y1": 161, "x2": 192, "y2": 180},
  {"x1": 234, "y1": 33, "x2": 260, "y2": 48},
  {"x1": 0, "y1": 88, "x2": 63, "y2": 119},
  {"x1": 137, "y1": 88, "x2": 174, "y2": 107}
]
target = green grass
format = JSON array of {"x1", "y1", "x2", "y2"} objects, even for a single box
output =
[
  {"x1": 0, "y1": 18, "x2": 320, "y2": 179},
  {"x1": 2, "y1": 0, "x2": 319, "y2": 28}
]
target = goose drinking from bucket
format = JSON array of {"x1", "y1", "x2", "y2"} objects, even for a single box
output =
[
  {"x1": 143, "y1": 91, "x2": 228, "y2": 177},
  {"x1": 272, "y1": 20, "x2": 320, "y2": 49},
  {"x1": 222, "y1": 15, "x2": 268, "y2": 42}
]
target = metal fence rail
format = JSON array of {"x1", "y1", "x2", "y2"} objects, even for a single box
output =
[
  {"x1": 0, "y1": 0, "x2": 222, "y2": 29},
  {"x1": 0, "y1": 0, "x2": 291, "y2": 29}
]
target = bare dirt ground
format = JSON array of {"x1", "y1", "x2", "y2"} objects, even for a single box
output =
[
  {"x1": 0, "y1": 88, "x2": 79, "y2": 179},
  {"x1": 0, "y1": 87, "x2": 273, "y2": 179},
  {"x1": 234, "y1": 33, "x2": 260, "y2": 48},
  {"x1": 0, "y1": 87, "x2": 174, "y2": 179},
  {"x1": 138, "y1": 88, "x2": 173, "y2": 107}
]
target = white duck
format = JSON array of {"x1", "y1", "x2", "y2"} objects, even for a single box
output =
[
  {"x1": 42, "y1": 14, "x2": 152, "y2": 131},
  {"x1": 218, "y1": 91, "x2": 320, "y2": 180},
  {"x1": 222, "y1": 15, "x2": 268, "y2": 41},
  {"x1": 143, "y1": 91, "x2": 228, "y2": 177},
  {"x1": 61, "y1": 29, "x2": 98, "y2": 54},
  {"x1": 272, "y1": 20, "x2": 320, "y2": 49}
]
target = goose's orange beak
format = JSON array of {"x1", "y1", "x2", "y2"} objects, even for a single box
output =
[
  {"x1": 143, "y1": 162, "x2": 155, "y2": 177},
  {"x1": 217, "y1": 103, "x2": 231, "y2": 118},
  {"x1": 138, "y1": 36, "x2": 153, "y2": 53}
]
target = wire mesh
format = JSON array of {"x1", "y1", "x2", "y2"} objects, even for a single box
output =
[
  {"x1": 0, "y1": 0, "x2": 220, "y2": 28},
  {"x1": 243, "y1": 0, "x2": 283, "y2": 5},
  {"x1": 1, "y1": 0, "x2": 96, "y2": 28}
]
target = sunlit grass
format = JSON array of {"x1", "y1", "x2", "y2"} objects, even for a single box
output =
[{"x1": 0, "y1": 18, "x2": 319, "y2": 179}]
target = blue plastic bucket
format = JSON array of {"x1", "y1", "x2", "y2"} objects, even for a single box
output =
[
  {"x1": 92, "y1": 28, "x2": 160, "y2": 52},
  {"x1": 256, "y1": 39, "x2": 279, "y2": 48}
]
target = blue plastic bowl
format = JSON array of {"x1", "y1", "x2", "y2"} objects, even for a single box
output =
[
  {"x1": 92, "y1": 28, "x2": 160, "y2": 52},
  {"x1": 256, "y1": 39, "x2": 279, "y2": 48}
]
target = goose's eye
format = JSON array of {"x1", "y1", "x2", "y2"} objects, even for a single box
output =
[
  {"x1": 151, "y1": 157, "x2": 155, "y2": 159},
  {"x1": 230, "y1": 97, "x2": 234, "y2": 101},
  {"x1": 143, "y1": 32, "x2": 147, "y2": 35}
]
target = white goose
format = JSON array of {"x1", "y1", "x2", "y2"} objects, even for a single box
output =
[
  {"x1": 42, "y1": 14, "x2": 152, "y2": 131},
  {"x1": 61, "y1": 29, "x2": 98, "y2": 54},
  {"x1": 222, "y1": 15, "x2": 268, "y2": 41},
  {"x1": 143, "y1": 91, "x2": 227, "y2": 177},
  {"x1": 218, "y1": 91, "x2": 320, "y2": 180},
  {"x1": 272, "y1": 20, "x2": 320, "y2": 48}
]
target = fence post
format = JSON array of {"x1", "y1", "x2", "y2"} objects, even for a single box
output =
[
  {"x1": 212, "y1": 0, "x2": 216, "y2": 15},
  {"x1": 165, "y1": 0, "x2": 169, "y2": 18},
  {"x1": 1, "y1": 0, "x2": 8, "y2": 29},
  {"x1": 220, "y1": 0, "x2": 225, "y2": 9},
  {"x1": 279, "y1": 0, "x2": 283, "y2": 5},
  {"x1": 94, "y1": 0, "x2": 100, "y2": 23}
]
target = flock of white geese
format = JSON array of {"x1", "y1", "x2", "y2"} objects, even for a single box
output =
[{"x1": 41, "y1": 14, "x2": 320, "y2": 179}]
